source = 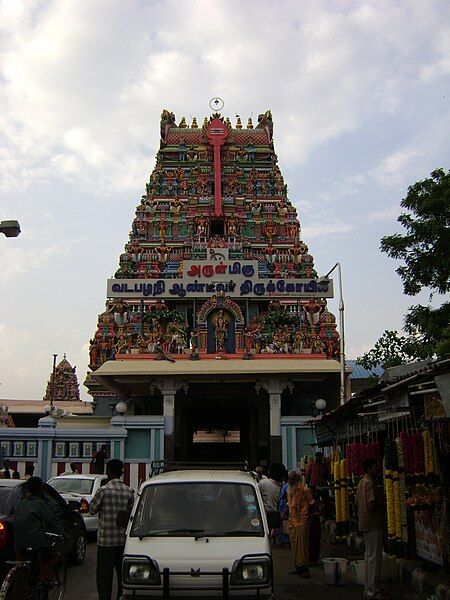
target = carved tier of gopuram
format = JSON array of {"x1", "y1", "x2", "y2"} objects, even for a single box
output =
[{"x1": 85, "y1": 108, "x2": 349, "y2": 466}]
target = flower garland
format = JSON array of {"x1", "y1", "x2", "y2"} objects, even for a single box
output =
[
  {"x1": 422, "y1": 428, "x2": 438, "y2": 475},
  {"x1": 385, "y1": 438, "x2": 399, "y2": 539},
  {"x1": 345, "y1": 442, "x2": 381, "y2": 477},
  {"x1": 333, "y1": 451, "x2": 342, "y2": 524},
  {"x1": 394, "y1": 437, "x2": 408, "y2": 543},
  {"x1": 340, "y1": 458, "x2": 349, "y2": 522}
]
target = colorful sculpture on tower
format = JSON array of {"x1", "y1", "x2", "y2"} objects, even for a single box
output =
[
  {"x1": 88, "y1": 108, "x2": 339, "y2": 368},
  {"x1": 43, "y1": 355, "x2": 80, "y2": 403}
]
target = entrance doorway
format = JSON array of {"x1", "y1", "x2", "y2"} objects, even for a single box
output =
[{"x1": 174, "y1": 382, "x2": 269, "y2": 466}]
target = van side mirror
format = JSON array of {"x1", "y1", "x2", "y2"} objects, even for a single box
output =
[
  {"x1": 116, "y1": 509, "x2": 131, "y2": 528},
  {"x1": 267, "y1": 511, "x2": 280, "y2": 530}
]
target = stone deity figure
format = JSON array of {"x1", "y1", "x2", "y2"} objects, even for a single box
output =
[
  {"x1": 170, "y1": 198, "x2": 182, "y2": 223},
  {"x1": 89, "y1": 339, "x2": 98, "y2": 366},
  {"x1": 190, "y1": 328, "x2": 199, "y2": 351},
  {"x1": 196, "y1": 215, "x2": 208, "y2": 237},
  {"x1": 213, "y1": 309, "x2": 229, "y2": 352},
  {"x1": 137, "y1": 334, "x2": 149, "y2": 354},
  {"x1": 115, "y1": 335, "x2": 127, "y2": 355},
  {"x1": 304, "y1": 299, "x2": 323, "y2": 325},
  {"x1": 156, "y1": 239, "x2": 169, "y2": 263},
  {"x1": 109, "y1": 298, "x2": 129, "y2": 325},
  {"x1": 244, "y1": 327, "x2": 255, "y2": 354}
]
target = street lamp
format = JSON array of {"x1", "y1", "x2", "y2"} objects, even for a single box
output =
[
  {"x1": 318, "y1": 262, "x2": 346, "y2": 405},
  {"x1": 0, "y1": 220, "x2": 21, "y2": 238}
]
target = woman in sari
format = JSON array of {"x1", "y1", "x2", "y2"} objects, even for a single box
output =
[{"x1": 287, "y1": 472, "x2": 314, "y2": 578}]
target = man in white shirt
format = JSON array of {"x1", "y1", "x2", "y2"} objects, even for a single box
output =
[{"x1": 258, "y1": 463, "x2": 283, "y2": 513}]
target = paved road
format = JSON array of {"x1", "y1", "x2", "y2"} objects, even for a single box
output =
[{"x1": 66, "y1": 541, "x2": 421, "y2": 599}]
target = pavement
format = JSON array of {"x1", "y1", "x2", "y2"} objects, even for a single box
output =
[{"x1": 65, "y1": 540, "x2": 428, "y2": 599}]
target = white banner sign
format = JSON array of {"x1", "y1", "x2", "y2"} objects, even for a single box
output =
[{"x1": 107, "y1": 276, "x2": 333, "y2": 299}]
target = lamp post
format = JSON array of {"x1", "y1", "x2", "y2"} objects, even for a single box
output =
[
  {"x1": 0, "y1": 220, "x2": 21, "y2": 238},
  {"x1": 50, "y1": 354, "x2": 58, "y2": 411},
  {"x1": 319, "y1": 262, "x2": 346, "y2": 405}
]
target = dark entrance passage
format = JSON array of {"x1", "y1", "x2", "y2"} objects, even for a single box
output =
[{"x1": 174, "y1": 382, "x2": 269, "y2": 467}]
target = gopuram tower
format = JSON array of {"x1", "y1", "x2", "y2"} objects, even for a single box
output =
[
  {"x1": 86, "y1": 105, "x2": 346, "y2": 466},
  {"x1": 44, "y1": 354, "x2": 80, "y2": 403}
]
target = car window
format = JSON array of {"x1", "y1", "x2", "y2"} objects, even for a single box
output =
[
  {"x1": 49, "y1": 478, "x2": 94, "y2": 495},
  {"x1": 0, "y1": 488, "x2": 13, "y2": 513},
  {"x1": 131, "y1": 482, "x2": 263, "y2": 538}
]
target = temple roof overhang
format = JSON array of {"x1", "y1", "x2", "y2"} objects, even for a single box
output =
[{"x1": 93, "y1": 358, "x2": 344, "y2": 379}]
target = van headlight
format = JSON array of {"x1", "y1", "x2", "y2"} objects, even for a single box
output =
[
  {"x1": 230, "y1": 557, "x2": 271, "y2": 585},
  {"x1": 123, "y1": 557, "x2": 160, "y2": 586}
]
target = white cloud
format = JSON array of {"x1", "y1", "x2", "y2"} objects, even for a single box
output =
[
  {"x1": 371, "y1": 148, "x2": 419, "y2": 186},
  {"x1": 0, "y1": 0, "x2": 449, "y2": 193},
  {"x1": 0, "y1": 0, "x2": 449, "y2": 402}
]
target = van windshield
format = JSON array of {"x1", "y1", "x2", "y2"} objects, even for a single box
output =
[{"x1": 130, "y1": 482, "x2": 264, "y2": 538}]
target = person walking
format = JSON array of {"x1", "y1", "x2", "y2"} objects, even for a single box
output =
[
  {"x1": 90, "y1": 459, "x2": 134, "y2": 600},
  {"x1": 287, "y1": 471, "x2": 314, "y2": 578},
  {"x1": 258, "y1": 463, "x2": 283, "y2": 546},
  {"x1": 356, "y1": 458, "x2": 384, "y2": 600},
  {"x1": 91, "y1": 444, "x2": 108, "y2": 474}
]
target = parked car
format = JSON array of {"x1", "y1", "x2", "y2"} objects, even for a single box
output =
[
  {"x1": 0, "y1": 479, "x2": 87, "y2": 580},
  {"x1": 119, "y1": 468, "x2": 278, "y2": 598},
  {"x1": 48, "y1": 474, "x2": 108, "y2": 533}
]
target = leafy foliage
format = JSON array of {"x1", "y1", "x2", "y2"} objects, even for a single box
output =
[
  {"x1": 261, "y1": 309, "x2": 297, "y2": 331},
  {"x1": 380, "y1": 168, "x2": 450, "y2": 296},
  {"x1": 357, "y1": 330, "x2": 428, "y2": 370},
  {"x1": 360, "y1": 169, "x2": 450, "y2": 368}
]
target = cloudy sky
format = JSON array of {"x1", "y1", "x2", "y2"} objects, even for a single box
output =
[{"x1": 0, "y1": 0, "x2": 449, "y2": 401}]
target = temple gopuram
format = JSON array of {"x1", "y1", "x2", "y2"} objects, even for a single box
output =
[
  {"x1": 43, "y1": 355, "x2": 80, "y2": 403},
  {"x1": 86, "y1": 106, "x2": 348, "y2": 465}
]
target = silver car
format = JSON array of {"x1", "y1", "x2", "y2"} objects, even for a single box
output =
[{"x1": 48, "y1": 474, "x2": 108, "y2": 533}]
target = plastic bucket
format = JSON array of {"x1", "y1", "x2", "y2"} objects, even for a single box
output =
[
  {"x1": 350, "y1": 560, "x2": 365, "y2": 586},
  {"x1": 322, "y1": 557, "x2": 348, "y2": 586}
]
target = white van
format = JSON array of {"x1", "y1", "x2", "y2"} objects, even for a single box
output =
[{"x1": 119, "y1": 467, "x2": 277, "y2": 598}]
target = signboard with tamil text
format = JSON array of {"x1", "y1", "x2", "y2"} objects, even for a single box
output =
[{"x1": 108, "y1": 252, "x2": 334, "y2": 299}]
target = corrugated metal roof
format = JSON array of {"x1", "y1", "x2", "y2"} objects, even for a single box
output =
[{"x1": 346, "y1": 360, "x2": 384, "y2": 379}]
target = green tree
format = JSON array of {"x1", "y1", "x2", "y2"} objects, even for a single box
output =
[
  {"x1": 357, "y1": 330, "x2": 427, "y2": 370},
  {"x1": 358, "y1": 168, "x2": 450, "y2": 369}
]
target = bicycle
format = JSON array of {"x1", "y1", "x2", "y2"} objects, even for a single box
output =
[{"x1": 0, "y1": 532, "x2": 67, "y2": 600}]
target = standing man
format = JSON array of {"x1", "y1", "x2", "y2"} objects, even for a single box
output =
[
  {"x1": 258, "y1": 463, "x2": 283, "y2": 546},
  {"x1": 258, "y1": 463, "x2": 283, "y2": 513},
  {"x1": 255, "y1": 466, "x2": 267, "y2": 482},
  {"x1": 356, "y1": 458, "x2": 384, "y2": 600},
  {"x1": 90, "y1": 459, "x2": 134, "y2": 600},
  {"x1": 92, "y1": 444, "x2": 108, "y2": 474}
]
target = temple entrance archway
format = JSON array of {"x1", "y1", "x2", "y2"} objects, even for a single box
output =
[{"x1": 174, "y1": 381, "x2": 269, "y2": 466}]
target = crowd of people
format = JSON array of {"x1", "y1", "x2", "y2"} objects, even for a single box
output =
[
  {"x1": 256, "y1": 455, "x2": 385, "y2": 600},
  {"x1": 256, "y1": 455, "x2": 329, "y2": 579},
  {"x1": 0, "y1": 459, "x2": 35, "y2": 480}
]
